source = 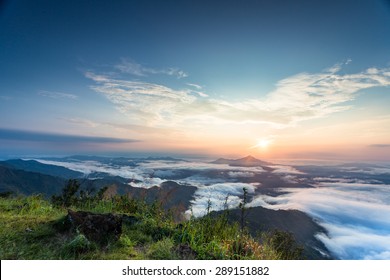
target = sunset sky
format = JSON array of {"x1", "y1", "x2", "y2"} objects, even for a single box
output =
[{"x1": 1, "y1": 0, "x2": 390, "y2": 160}]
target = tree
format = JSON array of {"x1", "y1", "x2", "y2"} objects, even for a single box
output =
[{"x1": 51, "y1": 179, "x2": 80, "y2": 207}]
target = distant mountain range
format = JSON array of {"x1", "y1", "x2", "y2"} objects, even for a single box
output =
[
  {"x1": 0, "y1": 159, "x2": 84, "y2": 179},
  {"x1": 211, "y1": 155, "x2": 272, "y2": 167},
  {"x1": 0, "y1": 165, "x2": 66, "y2": 196}
]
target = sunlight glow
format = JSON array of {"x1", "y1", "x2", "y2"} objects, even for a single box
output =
[{"x1": 251, "y1": 138, "x2": 272, "y2": 149}]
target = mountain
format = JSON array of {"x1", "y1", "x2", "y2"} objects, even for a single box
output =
[
  {"x1": 219, "y1": 206, "x2": 332, "y2": 260},
  {"x1": 0, "y1": 159, "x2": 83, "y2": 179},
  {"x1": 211, "y1": 155, "x2": 272, "y2": 167},
  {"x1": 0, "y1": 165, "x2": 66, "y2": 196},
  {"x1": 145, "y1": 156, "x2": 186, "y2": 162}
]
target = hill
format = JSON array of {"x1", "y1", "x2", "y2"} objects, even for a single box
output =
[
  {"x1": 211, "y1": 155, "x2": 272, "y2": 167},
  {"x1": 218, "y1": 206, "x2": 332, "y2": 259},
  {"x1": 0, "y1": 159, "x2": 83, "y2": 179},
  {"x1": 0, "y1": 165, "x2": 66, "y2": 196}
]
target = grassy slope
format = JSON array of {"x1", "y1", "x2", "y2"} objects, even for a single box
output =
[{"x1": 0, "y1": 195, "x2": 301, "y2": 260}]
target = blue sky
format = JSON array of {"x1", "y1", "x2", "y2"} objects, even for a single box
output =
[{"x1": 1, "y1": 0, "x2": 390, "y2": 159}]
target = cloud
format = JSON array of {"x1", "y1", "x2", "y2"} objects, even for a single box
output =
[
  {"x1": 61, "y1": 117, "x2": 179, "y2": 136},
  {"x1": 227, "y1": 171, "x2": 255, "y2": 178},
  {"x1": 86, "y1": 63, "x2": 390, "y2": 130},
  {"x1": 187, "y1": 182, "x2": 257, "y2": 217},
  {"x1": 187, "y1": 83, "x2": 203, "y2": 90},
  {"x1": 115, "y1": 58, "x2": 188, "y2": 79},
  {"x1": 60, "y1": 118, "x2": 100, "y2": 128},
  {"x1": 248, "y1": 180, "x2": 390, "y2": 259},
  {"x1": 32, "y1": 156, "x2": 390, "y2": 259},
  {"x1": 129, "y1": 177, "x2": 166, "y2": 188},
  {"x1": 316, "y1": 223, "x2": 390, "y2": 260},
  {"x1": 0, "y1": 128, "x2": 138, "y2": 144},
  {"x1": 38, "y1": 90, "x2": 78, "y2": 100},
  {"x1": 269, "y1": 165, "x2": 305, "y2": 174},
  {"x1": 36, "y1": 159, "x2": 145, "y2": 181},
  {"x1": 369, "y1": 144, "x2": 390, "y2": 148},
  {"x1": 85, "y1": 72, "x2": 198, "y2": 124},
  {"x1": 137, "y1": 160, "x2": 266, "y2": 174},
  {"x1": 340, "y1": 165, "x2": 390, "y2": 175}
]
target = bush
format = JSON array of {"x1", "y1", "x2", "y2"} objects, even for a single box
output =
[
  {"x1": 51, "y1": 179, "x2": 80, "y2": 207},
  {"x1": 264, "y1": 229, "x2": 304, "y2": 260},
  {"x1": 147, "y1": 237, "x2": 177, "y2": 259},
  {"x1": 61, "y1": 233, "x2": 96, "y2": 258}
]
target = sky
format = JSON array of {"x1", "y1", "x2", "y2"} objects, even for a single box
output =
[{"x1": 1, "y1": 0, "x2": 390, "y2": 160}]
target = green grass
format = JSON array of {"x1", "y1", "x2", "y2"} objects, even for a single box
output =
[{"x1": 0, "y1": 193, "x2": 303, "y2": 260}]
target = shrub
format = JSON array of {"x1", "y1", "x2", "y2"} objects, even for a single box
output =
[
  {"x1": 61, "y1": 233, "x2": 96, "y2": 258},
  {"x1": 147, "y1": 237, "x2": 177, "y2": 259},
  {"x1": 263, "y1": 229, "x2": 304, "y2": 260}
]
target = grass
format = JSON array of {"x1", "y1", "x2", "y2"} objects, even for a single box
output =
[{"x1": 0, "y1": 192, "x2": 303, "y2": 260}]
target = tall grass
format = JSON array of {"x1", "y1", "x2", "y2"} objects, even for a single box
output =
[{"x1": 0, "y1": 189, "x2": 303, "y2": 260}]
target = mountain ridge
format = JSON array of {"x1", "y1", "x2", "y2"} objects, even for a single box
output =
[{"x1": 211, "y1": 155, "x2": 272, "y2": 167}]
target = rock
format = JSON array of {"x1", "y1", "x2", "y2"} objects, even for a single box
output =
[{"x1": 67, "y1": 209, "x2": 122, "y2": 244}]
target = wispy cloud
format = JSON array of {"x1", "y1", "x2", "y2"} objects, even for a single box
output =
[
  {"x1": 261, "y1": 65, "x2": 390, "y2": 124},
  {"x1": 187, "y1": 83, "x2": 202, "y2": 90},
  {"x1": 60, "y1": 117, "x2": 180, "y2": 137},
  {"x1": 369, "y1": 144, "x2": 390, "y2": 148},
  {"x1": 0, "y1": 128, "x2": 138, "y2": 144},
  {"x1": 60, "y1": 117, "x2": 100, "y2": 128},
  {"x1": 115, "y1": 58, "x2": 188, "y2": 79},
  {"x1": 38, "y1": 90, "x2": 78, "y2": 100},
  {"x1": 86, "y1": 63, "x2": 390, "y2": 130},
  {"x1": 85, "y1": 71, "x2": 200, "y2": 125}
]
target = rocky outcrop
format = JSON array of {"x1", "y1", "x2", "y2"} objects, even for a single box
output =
[{"x1": 67, "y1": 209, "x2": 123, "y2": 244}]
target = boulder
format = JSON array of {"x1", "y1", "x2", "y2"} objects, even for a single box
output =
[{"x1": 67, "y1": 209, "x2": 122, "y2": 244}]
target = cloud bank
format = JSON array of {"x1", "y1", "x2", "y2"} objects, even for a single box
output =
[
  {"x1": 34, "y1": 157, "x2": 390, "y2": 259},
  {"x1": 248, "y1": 180, "x2": 390, "y2": 259},
  {"x1": 186, "y1": 182, "x2": 257, "y2": 217}
]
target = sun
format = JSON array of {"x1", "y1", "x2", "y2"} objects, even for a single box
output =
[
  {"x1": 250, "y1": 138, "x2": 273, "y2": 149},
  {"x1": 257, "y1": 139, "x2": 271, "y2": 148}
]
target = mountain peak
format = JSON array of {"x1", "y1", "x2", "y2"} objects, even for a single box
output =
[
  {"x1": 240, "y1": 155, "x2": 258, "y2": 161},
  {"x1": 211, "y1": 155, "x2": 271, "y2": 167}
]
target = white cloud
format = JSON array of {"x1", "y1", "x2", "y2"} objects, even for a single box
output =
[
  {"x1": 227, "y1": 171, "x2": 255, "y2": 178},
  {"x1": 248, "y1": 181, "x2": 390, "y2": 259},
  {"x1": 129, "y1": 177, "x2": 166, "y2": 189},
  {"x1": 187, "y1": 182, "x2": 257, "y2": 217},
  {"x1": 340, "y1": 166, "x2": 390, "y2": 175},
  {"x1": 38, "y1": 90, "x2": 78, "y2": 100},
  {"x1": 86, "y1": 64, "x2": 390, "y2": 130},
  {"x1": 187, "y1": 83, "x2": 203, "y2": 90},
  {"x1": 270, "y1": 165, "x2": 305, "y2": 174},
  {"x1": 316, "y1": 223, "x2": 390, "y2": 260},
  {"x1": 138, "y1": 159, "x2": 266, "y2": 173},
  {"x1": 35, "y1": 159, "x2": 144, "y2": 181},
  {"x1": 115, "y1": 58, "x2": 188, "y2": 79}
]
